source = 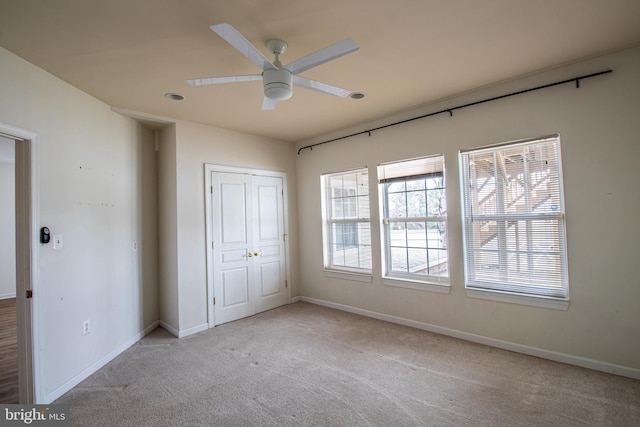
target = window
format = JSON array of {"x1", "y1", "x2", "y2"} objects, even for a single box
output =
[
  {"x1": 378, "y1": 156, "x2": 449, "y2": 288},
  {"x1": 459, "y1": 135, "x2": 569, "y2": 303},
  {"x1": 321, "y1": 168, "x2": 372, "y2": 274}
]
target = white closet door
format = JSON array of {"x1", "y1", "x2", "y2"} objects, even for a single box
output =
[
  {"x1": 211, "y1": 171, "x2": 287, "y2": 325},
  {"x1": 253, "y1": 175, "x2": 287, "y2": 314}
]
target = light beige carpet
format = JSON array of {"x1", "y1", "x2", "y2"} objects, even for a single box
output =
[{"x1": 57, "y1": 302, "x2": 640, "y2": 426}]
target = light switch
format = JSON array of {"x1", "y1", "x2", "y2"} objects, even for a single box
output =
[{"x1": 53, "y1": 234, "x2": 63, "y2": 250}]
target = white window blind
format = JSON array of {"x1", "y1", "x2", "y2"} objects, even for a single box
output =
[
  {"x1": 378, "y1": 155, "x2": 449, "y2": 285},
  {"x1": 459, "y1": 135, "x2": 569, "y2": 299},
  {"x1": 378, "y1": 155, "x2": 444, "y2": 182},
  {"x1": 321, "y1": 168, "x2": 372, "y2": 272}
]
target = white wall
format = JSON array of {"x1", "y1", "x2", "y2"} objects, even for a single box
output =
[
  {"x1": 0, "y1": 47, "x2": 158, "y2": 403},
  {"x1": 0, "y1": 43, "x2": 297, "y2": 400},
  {"x1": 159, "y1": 121, "x2": 298, "y2": 335},
  {"x1": 157, "y1": 124, "x2": 179, "y2": 332},
  {"x1": 0, "y1": 137, "x2": 16, "y2": 298},
  {"x1": 295, "y1": 47, "x2": 640, "y2": 372}
]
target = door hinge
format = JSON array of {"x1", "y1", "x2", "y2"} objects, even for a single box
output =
[
  {"x1": 213, "y1": 297, "x2": 216, "y2": 305},
  {"x1": 283, "y1": 233, "x2": 287, "y2": 241},
  {"x1": 285, "y1": 280, "x2": 288, "y2": 288},
  {"x1": 212, "y1": 241, "x2": 215, "y2": 249},
  {"x1": 211, "y1": 185, "x2": 213, "y2": 194},
  {"x1": 26, "y1": 290, "x2": 33, "y2": 299}
]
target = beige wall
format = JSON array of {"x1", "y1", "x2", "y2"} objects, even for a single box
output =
[
  {"x1": 136, "y1": 125, "x2": 159, "y2": 330},
  {"x1": 157, "y1": 124, "x2": 179, "y2": 331},
  {"x1": 0, "y1": 47, "x2": 158, "y2": 402},
  {"x1": 0, "y1": 45, "x2": 299, "y2": 399},
  {"x1": 295, "y1": 47, "x2": 640, "y2": 371},
  {"x1": 167, "y1": 121, "x2": 298, "y2": 333}
]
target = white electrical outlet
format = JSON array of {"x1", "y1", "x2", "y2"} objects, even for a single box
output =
[{"x1": 82, "y1": 319, "x2": 91, "y2": 335}]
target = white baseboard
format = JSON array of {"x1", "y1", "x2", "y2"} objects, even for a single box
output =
[
  {"x1": 159, "y1": 321, "x2": 208, "y2": 338},
  {"x1": 0, "y1": 292, "x2": 16, "y2": 300},
  {"x1": 42, "y1": 321, "x2": 160, "y2": 404},
  {"x1": 177, "y1": 323, "x2": 208, "y2": 338},
  {"x1": 289, "y1": 296, "x2": 301, "y2": 303},
  {"x1": 299, "y1": 296, "x2": 640, "y2": 380},
  {"x1": 159, "y1": 321, "x2": 179, "y2": 337}
]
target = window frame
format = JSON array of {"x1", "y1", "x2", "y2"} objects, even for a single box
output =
[
  {"x1": 459, "y1": 135, "x2": 569, "y2": 309},
  {"x1": 378, "y1": 155, "x2": 450, "y2": 292},
  {"x1": 320, "y1": 167, "x2": 372, "y2": 280}
]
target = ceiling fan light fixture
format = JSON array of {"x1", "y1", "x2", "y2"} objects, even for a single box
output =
[
  {"x1": 263, "y1": 68, "x2": 292, "y2": 101},
  {"x1": 192, "y1": 24, "x2": 359, "y2": 109}
]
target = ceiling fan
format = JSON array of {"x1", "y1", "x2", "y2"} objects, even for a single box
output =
[{"x1": 187, "y1": 23, "x2": 359, "y2": 110}]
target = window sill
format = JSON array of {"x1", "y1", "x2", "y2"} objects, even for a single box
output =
[
  {"x1": 324, "y1": 269, "x2": 373, "y2": 283},
  {"x1": 382, "y1": 277, "x2": 450, "y2": 294},
  {"x1": 465, "y1": 288, "x2": 569, "y2": 311}
]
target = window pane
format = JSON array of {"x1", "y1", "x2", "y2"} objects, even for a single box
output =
[
  {"x1": 331, "y1": 195, "x2": 345, "y2": 219},
  {"x1": 406, "y1": 190, "x2": 426, "y2": 217},
  {"x1": 357, "y1": 194, "x2": 370, "y2": 218},
  {"x1": 428, "y1": 249, "x2": 448, "y2": 276},
  {"x1": 390, "y1": 247, "x2": 408, "y2": 273},
  {"x1": 379, "y1": 155, "x2": 448, "y2": 284},
  {"x1": 387, "y1": 181, "x2": 405, "y2": 193},
  {"x1": 330, "y1": 222, "x2": 372, "y2": 269},
  {"x1": 390, "y1": 223, "x2": 407, "y2": 246},
  {"x1": 408, "y1": 248, "x2": 427, "y2": 273},
  {"x1": 406, "y1": 224, "x2": 427, "y2": 248},
  {"x1": 426, "y1": 223, "x2": 447, "y2": 249},
  {"x1": 427, "y1": 188, "x2": 446, "y2": 217},
  {"x1": 356, "y1": 172, "x2": 368, "y2": 195},
  {"x1": 406, "y1": 178, "x2": 425, "y2": 191},
  {"x1": 342, "y1": 172, "x2": 357, "y2": 192},
  {"x1": 388, "y1": 192, "x2": 407, "y2": 218},
  {"x1": 426, "y1": 176, "x2": 443, "y2": 190},
  {"x1": 323, "y1": 168, "x2": 371, "y2": 272},
  {"x1": 460, "y1": 136, "x2": 568, "y2": 298}
]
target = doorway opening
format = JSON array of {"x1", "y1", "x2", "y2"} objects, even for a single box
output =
[
  {"x1": 0, "y1": 136, "x2": 17, "y2": 402},
  {"x1": 0, "y1": 123, "x2": 37, "y2": 403}
]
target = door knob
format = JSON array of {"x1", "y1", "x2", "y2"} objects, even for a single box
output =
[
  {"x1": 253, "y1": 251, "x2": 260, "y2": 257},
  {"x1": 246, "y1": 252, "x2": 253, "y2": 258}
]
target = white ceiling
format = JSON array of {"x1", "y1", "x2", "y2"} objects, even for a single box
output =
[{"x1": 1, "y1": 0, "x2": 639, "y2": 143}]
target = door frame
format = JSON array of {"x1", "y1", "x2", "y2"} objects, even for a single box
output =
[
  {"x1": 204, "y1": 164, "x2": 291, "y2": 328},
  {"x1": 0, "y1": 122, "x2": 39, "y2": 403}
]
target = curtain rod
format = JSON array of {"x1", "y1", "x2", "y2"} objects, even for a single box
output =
[{"x1": 297, "y1": 69, "x2": 612, "y2": 155}]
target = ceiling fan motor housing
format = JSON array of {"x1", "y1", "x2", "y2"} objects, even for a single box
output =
[{"x1": 263, "y1": 68, "x2": 292, "y2": 100}]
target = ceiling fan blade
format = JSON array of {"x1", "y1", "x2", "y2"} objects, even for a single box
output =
[
  {"x1": 293, "y1": 76, "x2": 352, "y2": 98},
  {"x1": 187, "y1": 75, "x2": 262, "y2": 86},
  {"x1": 284, "y1": 39, "x2": 359, "y2": 75},
  {"x1": 261, "y1": 97, "x2": 277, "y2": 110},
  {"x1": 211, "y1": 23, "x2": 275, "y2": 70}
]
